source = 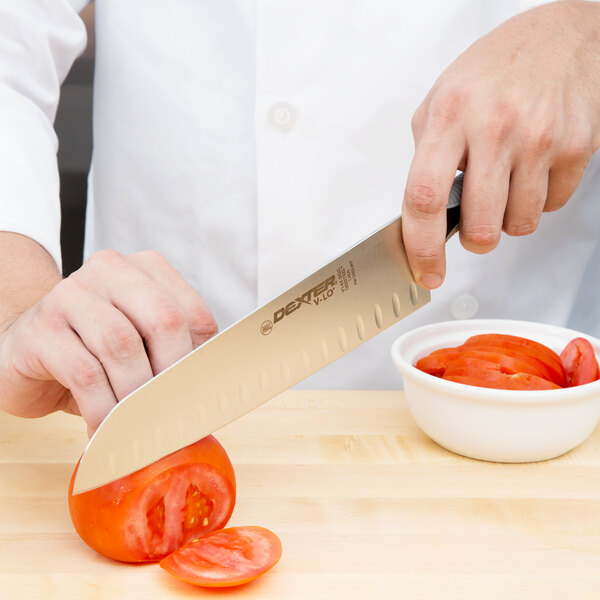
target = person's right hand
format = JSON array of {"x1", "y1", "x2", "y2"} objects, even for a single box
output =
[{"x1": 0, "y1": 249, "x2": 218, "y2": 436}]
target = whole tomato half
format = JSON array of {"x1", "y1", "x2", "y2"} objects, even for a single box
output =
[{"x1": 68, "y1": 435, "x2": 236, "y2": 563}]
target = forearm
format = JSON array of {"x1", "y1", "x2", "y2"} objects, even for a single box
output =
[
  {"x1": 0, "y1": 2, "x2": 88, "y2": 330},
  {"x1": 0, "y1": 232, "x2": 61, "y2": 330}
]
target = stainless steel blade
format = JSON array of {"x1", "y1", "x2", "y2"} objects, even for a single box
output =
[{"x1": 72, "y1": 175, "x2": 463, "y2": 494}]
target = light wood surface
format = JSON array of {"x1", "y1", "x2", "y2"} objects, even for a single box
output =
[{"x1": 1, "y1": 391, "x2": 600, "y2": 599}]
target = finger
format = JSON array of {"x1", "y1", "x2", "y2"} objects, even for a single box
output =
[
  {"x1": 60, "y1": 278, "x2": 154, "y2": 401},
  {"x1": 402, "y1": 133, "x2": 465, "y2": 288},
  {"x1": 77, "y1": 250, "x2": 194, "y2": 374},
  {"x1": 544, "y1": 136, "x2": 591, "y2": 212},
  {"x1": 59, "y1": 392, "x2": 81, "y2": 417},
  {"x1": 459, "y1": 148, "x2": 511, "y2": 253},
  {"x1": 544, "y1": 165, "x2": 581, "y2": 212},
  {"x1": 127, "y1": 251, "x2": 218, "y2": 348},
  {"x1": 39, "y1": 325, "x2": 117, "y2": 433},
  {"x1": 502, "y1": 164, "x2": 548, "y2": 236}
]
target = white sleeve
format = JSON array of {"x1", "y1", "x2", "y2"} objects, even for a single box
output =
[{"x1": 0, "y1": 0, "x2": 88, "y2": 272}]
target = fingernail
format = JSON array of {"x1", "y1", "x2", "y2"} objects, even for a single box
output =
[{"x1": 420, "y1": 273, "x2": 442, "y2": 289}]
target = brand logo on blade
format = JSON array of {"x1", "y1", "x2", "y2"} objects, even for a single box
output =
[
  {"x1": 259, "y1": 275, "x2": 337, "y2": 335},
  {"x1": 260, "y1": 320, "x2": 273, "y2": 335}
]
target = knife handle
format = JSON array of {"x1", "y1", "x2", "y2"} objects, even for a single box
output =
[{"x1": 445, "y1": 172, "x2": 463, "y2": 241}]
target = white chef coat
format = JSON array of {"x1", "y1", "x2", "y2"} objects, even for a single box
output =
[{"x1": 1, "y1": 0, "x2": 599, "y2": 390}]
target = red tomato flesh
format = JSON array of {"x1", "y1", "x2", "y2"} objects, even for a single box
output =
[
  {"x1": 443, "y1": 371, "x2": 560, "y2": 391},
  {"x1": 417, "y1": 346, "x2": 560, "y2": 384},
  {"x1": 413, "y1": 331, "x2": 600, "y2": 391},
  {"x1": 560, "y1": 337, "x2": 600, "y2": 387},
  {"x1": 462, "y1": 334, "x2": 566, "y2": 386},
  {"x1": 160, "y1": 526, "x2": 283, "y2": 588},
  {"x1": 68, "y1": 435, "x2": 236, "y2": 562}
]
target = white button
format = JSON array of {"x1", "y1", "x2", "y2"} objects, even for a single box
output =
[
  {"x1": 268, "y1": 102, "x2": 297, "y2": 132},
  {"x1": 449, "y1": 294, "x2": 479, "y2": 320}
]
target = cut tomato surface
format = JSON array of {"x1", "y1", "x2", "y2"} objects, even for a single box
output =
[
  {"x1": 462, "y1": 334, "x2": 566, "y2": 386},
  {"x1": 443, "y1": 370, "x2": 560, "y2": 390},
  {"x1": 160, "y1": 526, "x2": 283, "y2": 588},
  {"x1": 560, "y1": 337, "x2": 600, "y2": 387},
  {"x1": 417, "y1": 346, "x2": 559, "y2": 384},
  {"x1": 415, "y1": 351, "x2": 461, "y2": 376},
  {"x1": 411, "y1": 331, "x2": 600, "y2": 391},
  {"x1": 68, "y1": 435, "x2": 236, "y2": 562}
]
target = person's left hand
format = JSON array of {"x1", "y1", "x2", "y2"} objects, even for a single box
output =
[{"x1": 402, "y1": 0, "x2": 600, "y2": 289}]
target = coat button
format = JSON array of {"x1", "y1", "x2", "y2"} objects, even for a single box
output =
[
  {"x1": 268, "y1": 102, "x2": 297, "y2": 132},
  {"x1": 449, "y1": 294, "x2": 479, "y2": 320}
]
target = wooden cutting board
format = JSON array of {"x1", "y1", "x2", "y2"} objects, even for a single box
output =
[{"x1": 1, "y1": 390, "x2": 600, "y2": 599}]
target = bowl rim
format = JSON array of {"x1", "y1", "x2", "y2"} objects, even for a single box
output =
[{"x1": 391, "y1": 318, "x2": 600, "y2": 404}]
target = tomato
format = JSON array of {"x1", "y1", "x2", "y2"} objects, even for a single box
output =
[
  {"x1": 417, "y1": 347, "x2": 559, "y2": 384},
  {"x1": 160, "y1": 526, "x2": 282, "y2": 588},
  {"x1": 443, "y1": 355, "x2": 546, "y2": 379},
  {"x1": 415, "y1": 352, "x2": 457, "y2": 376},
  {"x1": 415, "y1": 351, "x2": 460, "y2": 376},
  {"x1": 443, "y1": 357, "x2": 498, "y2": 375},
  {"x1": 443, "y1": 371, "x2": 560, "y2": 390},
  {"x1": 560, "y1": 337, "x2": 600, "y2": 387},
  {"x1": 68, "y1": 435, "x2": 236, "y2": 562},
  {"x1": 462, "y1": 334, "x2": 567, "y2": 386},
  {"x1": 412, "y1": 331, "x2": 600, "y2": 391}
]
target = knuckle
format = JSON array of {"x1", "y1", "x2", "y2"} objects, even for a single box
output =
[
  {"x1": 522, "y1": 122, "x2": 555, "y2": 157},
  {"x1": 428, "y1": 85, "x2": 468, "y2": 128},
  {"x1": 72, "y1": 358, "x2": 106, "y2": 391},
  {"x1": 480, "y1": 108, "x2": 514, "y2": 146},
  {"x1": 151, "y1": 305, "x2": 187, "y2": 337},
  {"x1": 51, "y1": 275, "x2": 79, "y2": 300},
  {"x1": 503, "y1": 220, "x2": 539, "y2": 237},
  {"x1": 461, "y1": 223, "x2": 500, "y2": 249},
  {"x1": 411, "y1": 105, "x2": 425, "y2": 137},
  {"x1": 188, "y1": 305, "x2": 218, "y2": 338},
  {"x1": 134, "y1": 250, "x2": 169, "y2": 266},
  {"x1": 412, "y1": 248, "x2": 443, "y2": 263},
  {"x1": 35, "y1": 280, "x2": 75, "y2": 328},
  {"x1": 86, "y1": 248, "x2": 123, "y2": 270},
  {"x1": 562, "y1": 132, "x2": 593, "y2": 166},
  {"x1": 103, "y1": 322, "x2": 143, "y2": 361},
  {"x1": 37, "y1": 306, "x2": 64, "y2": 335},
  {"x1": 405, "y1": 181, "x2": 446, "y2": 216}
]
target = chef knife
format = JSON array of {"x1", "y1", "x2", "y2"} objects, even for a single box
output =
[{"x1": 72, "y1": 173, "x2": 463, "y2": 494}]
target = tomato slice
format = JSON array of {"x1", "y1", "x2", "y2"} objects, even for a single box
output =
[
  {"x1": 417, "y1": 346, "x2": 559, "y2": 384},
  {"x1": 463, "y1": 346, "x2": 561, "y2": 384},
  {"x1": 443, "y1": 355, "x2": 547, "y2": 379},
  {"x1": 560, "y1": 337, "x2": 600, "y2": 387},
  {"x1": 444, "y1": 357, "x2": 498, "y2": 375},
  {"x1": 461, "y1": 335, "x2": 567, "y2": 386},
  {"x1": 68, "y1": 435, "x2": 236, "y2": 562},
  {"x1": 415, "y1": 350, "x2": 460, "y2": 376},
  {"x1": 443, "y1": 370, "x2": 560, "y2": 390},
  {"x1": 160, "y1": 526, "x2": 282, "y2": 588}
]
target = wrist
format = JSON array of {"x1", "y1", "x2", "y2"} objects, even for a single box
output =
[{"x1": 0, "y1": 232, "x2": 62, "y2": 330}]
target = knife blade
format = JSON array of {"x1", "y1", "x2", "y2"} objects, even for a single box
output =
[{"x1": 72, "y1": 174, "x2": 463, "y2": 494}]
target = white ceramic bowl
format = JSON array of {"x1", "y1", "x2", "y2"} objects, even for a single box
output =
[{"x1": 391, "y1": 319, "x2": 600, "y2": 463}]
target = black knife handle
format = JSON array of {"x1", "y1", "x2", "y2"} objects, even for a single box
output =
[{"x1": 445, "y1": 172, "x2": 463, "y2": 241}]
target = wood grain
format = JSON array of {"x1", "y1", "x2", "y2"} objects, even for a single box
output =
[{"x1": 1, "y1": 390, "x2": 599, "y2": 599}]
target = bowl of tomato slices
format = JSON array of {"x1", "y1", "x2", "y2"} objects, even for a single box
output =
[{"x1": 391, "y1": 319, "x2": 600, "y2": 463}]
